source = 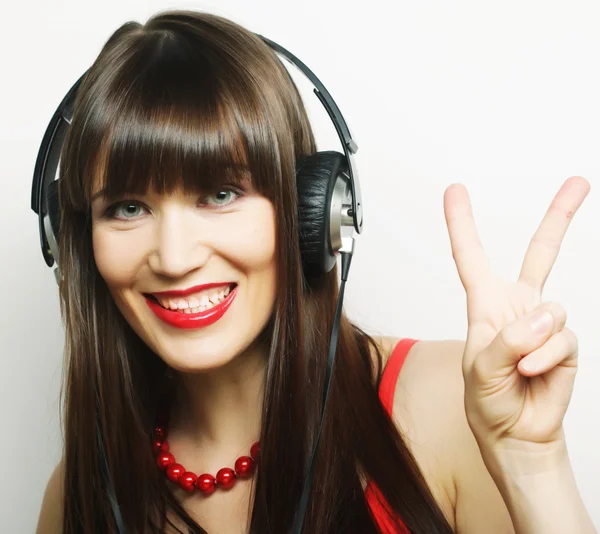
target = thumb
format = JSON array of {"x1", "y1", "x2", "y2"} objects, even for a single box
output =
[{"x1": 471, "y1": 302, "x2": 567, "y2": 379}]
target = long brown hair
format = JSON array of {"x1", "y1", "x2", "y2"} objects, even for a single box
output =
[{"x1": 56, "y1": 9, "x2": 454, "y2": 533}]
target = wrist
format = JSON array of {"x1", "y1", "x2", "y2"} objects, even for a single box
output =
[
  {"x1": 478, "y1": 436, "x2": 569, "y2": 481},
  {"x1": 476, "y1": 440, "x2": 596, "y2": 534}
]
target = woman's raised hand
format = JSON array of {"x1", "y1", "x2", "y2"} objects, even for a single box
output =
[{"x1": 443, "y1": 176, "x2": 590, "y2": 458}]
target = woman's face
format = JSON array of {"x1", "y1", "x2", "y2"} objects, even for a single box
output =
[{"x1": 91, "y1": 181, "x2": 277, "y2": 372}]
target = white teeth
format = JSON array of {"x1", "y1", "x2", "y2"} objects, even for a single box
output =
[{"x1": 153, "y1": 284, "x2": 234, "y2": 312}]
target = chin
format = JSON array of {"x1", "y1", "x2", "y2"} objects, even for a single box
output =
[{"x1": 156, "y1": 336, "x2": 245, "y2": 374}]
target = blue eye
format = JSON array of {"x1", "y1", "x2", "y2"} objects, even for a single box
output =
[
  {"x1": 105, "y1": 201, "x2": 147, "y2": 220},
  {"x1": 204, "y1": 189, "x2": 240, "y2": 207}
]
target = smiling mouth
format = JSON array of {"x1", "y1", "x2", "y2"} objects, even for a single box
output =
[{"x1": 144, "y1": 283, "x2": 237, "y2": 315}]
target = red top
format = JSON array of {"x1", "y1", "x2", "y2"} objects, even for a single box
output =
[{"x1": 364, "y1": 338, "x2": 418, "y2": 533}]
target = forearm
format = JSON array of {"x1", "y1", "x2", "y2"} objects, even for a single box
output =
[{"x1": 482, "y1": 443, "x2": 596, "y2": 534}]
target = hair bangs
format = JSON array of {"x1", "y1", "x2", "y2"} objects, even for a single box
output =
[
  {"x1": 71, "y1": 29, "x2": 283, "y2": 211},
  {"x1": 85, "y1": 89, "x2": 257, "y2": 207}
]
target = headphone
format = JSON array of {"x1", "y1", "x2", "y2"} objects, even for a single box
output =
[
  {"x1": 31, "y1": 32, "x2": 363, "y2": 534},
  {"x1": 31, "y1": 34, "x2": 363, "y2": 282}
]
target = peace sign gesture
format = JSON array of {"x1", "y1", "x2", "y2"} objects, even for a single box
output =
[{"x1": 444, "y1": 176, "x2": 590, "y2": 455}]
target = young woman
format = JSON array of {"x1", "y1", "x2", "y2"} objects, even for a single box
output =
[{"x1": 36, "y1": 9, "x2": 595, "y2": 534}]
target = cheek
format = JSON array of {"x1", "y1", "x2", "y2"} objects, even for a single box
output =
[
  {"x1": 209, "y1": 198, "x2": 278, "y2": 276},
  {"x1": 92, "y1": 227, "x2": 149, "y2": 333},
  {"x1": 92, "y1": 227, "x2": 146, "y2": 287},
  {"x1": 230, "y1": 198, "x2": 277, "y2": 269}
]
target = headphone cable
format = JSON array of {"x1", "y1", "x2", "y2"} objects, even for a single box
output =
[{"x1": 291, "y1": 247, "x2": 354, "y2": 534}]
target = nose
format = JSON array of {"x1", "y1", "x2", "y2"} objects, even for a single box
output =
[{"x1": 147, "y1": 208, "x2": 211, "y2": 278}]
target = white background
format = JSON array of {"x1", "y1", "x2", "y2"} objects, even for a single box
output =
[{"x1": 2, "y1": 0, "x2": 599, "y2": 531}]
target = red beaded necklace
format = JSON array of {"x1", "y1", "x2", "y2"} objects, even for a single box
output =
[{"x1": 153, "y1": 413, "x2": 260, "y2": 495}]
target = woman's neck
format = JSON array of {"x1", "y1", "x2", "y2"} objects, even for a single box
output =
[{"x1": 168, "y1": 341, "x2": 268, "y2": 460}]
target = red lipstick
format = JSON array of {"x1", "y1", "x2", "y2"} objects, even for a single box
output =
[{"x1": 145, "y1": 284, "x2": 237, "y2": 329}]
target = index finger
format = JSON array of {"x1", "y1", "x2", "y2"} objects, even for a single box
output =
[
  {"x1": 518, "y1": 176, "x2": 590, "y2": 291},
  {"x1": 444, "y1": 183, "x2": 494, "y2": 290}
]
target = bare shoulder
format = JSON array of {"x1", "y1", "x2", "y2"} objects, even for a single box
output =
[
  {"x1": 375, "y1": 338, "x2": 515, "y2": 533},
  {"x1": 36, "y1": 459, "x2": 64, "y2": 534},
  {"x1": 370, "y1": 335, "x2": 400, "y2": 369}
]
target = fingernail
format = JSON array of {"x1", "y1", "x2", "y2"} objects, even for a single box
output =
[{"x1": 530, "y1": 311, "x2": 553, "y2": 335}]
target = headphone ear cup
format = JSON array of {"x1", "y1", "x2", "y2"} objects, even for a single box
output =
[{"x1": 296, "y1": 151, "x2": 347, "y2": 277}]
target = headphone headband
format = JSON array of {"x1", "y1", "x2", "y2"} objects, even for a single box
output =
[
  {"x1": 256, "y1": 35, "x2": 363, "y2": 234},
  {"x1": 31, "y1": 33, "x2": 363, "y2": 268},
  {"x1": 30, "y1": 70, "x2": 85, "y2": 266}
]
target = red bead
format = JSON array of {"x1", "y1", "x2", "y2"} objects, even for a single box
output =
[
  {"x1": 250, "y1": 441, "x2": 260, "y2": 461},
  {"x1": 179, "y1": 471, "x2": 198, "y2": 492},
  {"x1": 234, "y1": 456, "x2": 256, "y2": 477},
  {"x1": 152, "y1": 439, "x2": 169, "y2": 453},
  {"x1": 216, "y1": 467, "x2": 236, "y2": 489},
  {"x1": 156, "y1": 452, "x2": 175, "y2": 470},
  {"x1": 166, "y1": 463, "x2": 185, "y2": 483},
  {"x1": 196, "y1": 473, "x2": 216, "y2": 495},
  {"x1": 154, "y1": 426, "x2": 167, "y2": 440}
]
